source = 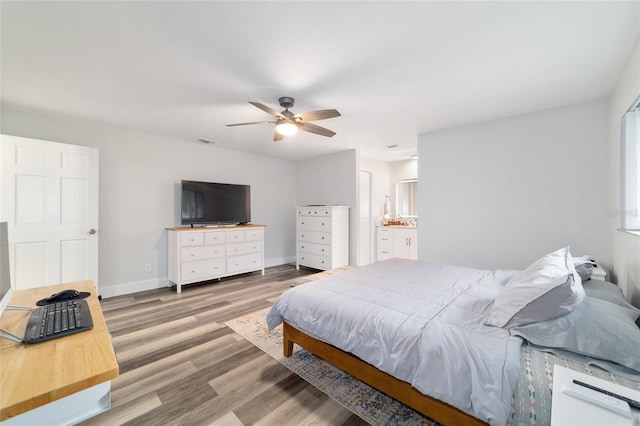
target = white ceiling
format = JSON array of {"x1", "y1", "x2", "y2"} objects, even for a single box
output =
[{"x1": 2, "y1": 1, "x2": 639, "y2": 161}]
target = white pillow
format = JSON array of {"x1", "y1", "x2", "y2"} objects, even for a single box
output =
[{"x1": 486, "y1": 247, "x2": 585, "y2": 328}]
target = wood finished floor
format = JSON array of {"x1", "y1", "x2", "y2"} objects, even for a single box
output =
[{"x1": 79, "y1": 265, "x2": 371, "y2": 426}]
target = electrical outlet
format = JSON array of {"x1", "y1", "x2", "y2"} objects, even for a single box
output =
[{"x1": 144, "y1": 264, "x2": 152, "y2": 273}]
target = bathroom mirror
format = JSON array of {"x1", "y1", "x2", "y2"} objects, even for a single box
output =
[{"x1": 396, "y1": 179, "x2": 417, "y2": 217}]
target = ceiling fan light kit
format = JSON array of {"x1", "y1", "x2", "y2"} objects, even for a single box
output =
[
  {"x1": 226, "y1": 96, "x2": 341, "y2": 141},
  {"x1": 275, "y1": 121, "x2": 298, "y2": 136}
]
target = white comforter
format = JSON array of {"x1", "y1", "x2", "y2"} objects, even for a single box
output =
[{"x1": 266, "y1": 258, "x2": 523, "y2": 425}]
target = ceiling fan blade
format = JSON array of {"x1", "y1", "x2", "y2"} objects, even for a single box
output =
[
  {"x1": 249, "y1": 102, "x2": 285, "y2": 119},
  {"x1": 299, "y1": 122, "x2": 336, "y2": 138},
  {"x1": 294, "y1": 109, "x2": 341, "y2": 122},
  {"x1": 273, "y1": 130, "x2": 284, "y2": 142},
  {"x1": 226, "y1": 121, "x2": 275, "y2": 127}
]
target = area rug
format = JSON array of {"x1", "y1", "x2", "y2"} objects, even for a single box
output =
[{"x1": 225, "y1": 308, "x2": 438, "y2": 426}]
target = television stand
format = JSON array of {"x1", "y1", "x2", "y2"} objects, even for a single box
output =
[{"x1": 167, "y1": 224, "x2": 266, "y2": 293}]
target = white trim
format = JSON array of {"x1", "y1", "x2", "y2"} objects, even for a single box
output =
[
  {"x1": 618, "y1": 228, "x2": 640, "y2": 238},
  {"x1": 99, "y1": 258, "x2": 297, "y2": 298},
  {"x1": 621, "y1": 105, "x2": 640, "y2": 230},
  {"x1": 99, "y1": 277, "x2": 170, "y2": 298}
]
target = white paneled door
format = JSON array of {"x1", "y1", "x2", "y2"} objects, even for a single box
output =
[{"x1": 0, "y1": 135, "x2": 99, "y2": 292}]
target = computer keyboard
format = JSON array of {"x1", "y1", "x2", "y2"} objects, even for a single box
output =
[{"x1": 23, "y1": 299, "x2": 94, "y2": 344}]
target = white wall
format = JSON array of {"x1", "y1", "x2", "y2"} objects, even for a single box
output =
[
  {"x1": 608, "y1": 35, "x2": 640, "y2": 306},
  {"x1": 417, "y1": 99, "x2": 610, "y2": 271},
  {"x1": 296, "y1": 150, "x2": 358, "y2": 265},
  {"x1": 1, "y1": 107, "x2": 298, "y2": 297}
]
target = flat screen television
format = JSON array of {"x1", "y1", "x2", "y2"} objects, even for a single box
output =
[{"x1": 181, "y1": 180, "x2": 251, "y2": 226}]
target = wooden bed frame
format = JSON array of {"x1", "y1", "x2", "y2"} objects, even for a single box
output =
[{"x1": 283, "y1": 322, "x2": 488, "y2": 426}]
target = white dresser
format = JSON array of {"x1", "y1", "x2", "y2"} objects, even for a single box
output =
[
  {"x1": 167, "y1": 225, "x2": 265, "y2": 293},
  {"x1": 296, "y1": 206, "x2": 350, "y2": 271},
  {"x1": 376, "y1": 226, "x2": 418, "y2": 261}
]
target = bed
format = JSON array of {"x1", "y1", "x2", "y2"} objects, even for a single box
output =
[{"x1": 267, "y1": 252, "x2": 640, "y2": 425}]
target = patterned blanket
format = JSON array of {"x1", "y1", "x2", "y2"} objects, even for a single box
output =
[{"x1": 509, "y1": 344, "x2": 640, "y2": 425}]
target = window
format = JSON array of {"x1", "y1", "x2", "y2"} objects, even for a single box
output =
[{"x1": 621, "y1": 95, "x2": 640, "y2": 231}]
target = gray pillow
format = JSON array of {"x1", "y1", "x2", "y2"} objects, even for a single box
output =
[
  {"x1": 582, "y1": 279, "x2": 637, "y2": 310},
  {"x1": 486, "y1": 247, "x2": 584, "y2": 328},
  {"x1": 574, "y1": 263, "x2": 593, "y2": 281},
  {"x1": 510, "y1": 297, "x2": 640, "y2": 373}
]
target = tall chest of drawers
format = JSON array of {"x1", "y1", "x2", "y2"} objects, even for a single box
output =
[
  {"x1": 296, "y1": 206, "x2": 350, "y2": 271},
  {"x1": 168, "y1": 225, "x2": 265, "y2": 293}
]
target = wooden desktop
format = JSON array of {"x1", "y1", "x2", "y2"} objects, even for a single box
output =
[{"x1": 0, "y1": 280, "x2": 119, "y2": 424}]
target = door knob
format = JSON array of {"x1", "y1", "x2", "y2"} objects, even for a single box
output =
[{"x1": 88, "y1": 229, "x2": 97, "y2": 235}]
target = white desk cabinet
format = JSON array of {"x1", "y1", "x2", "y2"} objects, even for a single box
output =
[
  {"x1": 551, "y1": 365, "x2": 640, "y2": 425},
  {"x1": 168, "y1": 225, "x2": 265, "y2": 293},
  {"x1": 377, "y1": 226, "x2": 418, "y2": 261},
  {"x1": 296, "y1": 206, "x2": 350, "y2": 271}
]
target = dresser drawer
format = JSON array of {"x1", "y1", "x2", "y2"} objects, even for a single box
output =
[
  {"x1": 298, "y1": 216, "x2": 331, "y2": 232},
  {"x1": 244, "y1": 228, "x2": 263, "y2": 241},
  {"x1": 180, "y1": 245, "x2": 225, "y2": 262},
  {"x1": 298, "y1": 241, "x2": 331, "y2": 257},
  {"x1": 297, "y1": 230, "x2": 331, "y2": 244},
  {"x1": 226, "y1": 230, "x2": 245, "y2": 243},
  {"x1": 204, "y1": 231, "x2": 226, "y2": 245},
  {"x1": 298, "y1": 253, "x2": 331, "y2": 270},
  {"x1": 297, "y1": 207, "x2": 332, "y2": 217},
  {"x1": 227, "y1": 252, "x2": 263, "y2": 273},
  {"x1": 227, "y1": 241, "x2": 261, "y2": 256},
  {"x1": 181, "y1": 258, "x2": 225, "y2": 282},
  {"x1": 180, "y1": 232, "x2": 204, "y2": 247}
]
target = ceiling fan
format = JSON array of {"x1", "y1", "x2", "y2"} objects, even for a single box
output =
[{"x1": 226, "y1": 97, "x2": 341, "y2": 141}]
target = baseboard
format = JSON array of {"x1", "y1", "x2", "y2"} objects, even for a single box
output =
[
  {"x1": 99, "y1": 277, "x2": 170, "y2": 299},
  {"x1": 266, "y1": 256, "x2": 296, "y2": 267},
  {"x1": 99, "y1": 257, "x2": 298, "y2": 299}
]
